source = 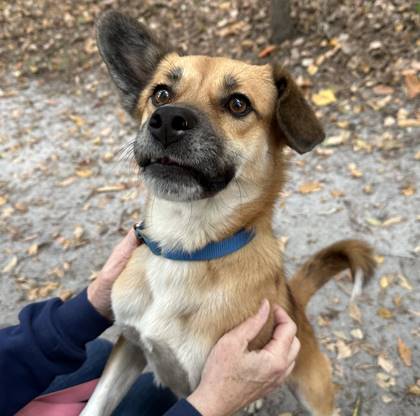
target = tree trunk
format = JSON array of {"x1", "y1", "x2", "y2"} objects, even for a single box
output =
[{"x1": 271, "y1": 0, "x2": 294, "y2": 43}]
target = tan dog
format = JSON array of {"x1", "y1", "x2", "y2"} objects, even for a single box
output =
[{"x1": 81, "y1": 11, "x2": 376, "y2": 416}]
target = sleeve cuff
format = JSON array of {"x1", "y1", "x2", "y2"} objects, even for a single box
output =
[
  {"x1": 54, "y1": 288, "x2": 112, "y2": 348},
  {"x1": 164, "y1": 399, "x2": 202, "y2": 416}
]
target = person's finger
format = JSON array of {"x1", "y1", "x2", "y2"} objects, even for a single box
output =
[
  {"x1": 119, "y1": 228, "x2": 141, "y2": 253},
  {"x1": 263, "y1": 305, "x2": 297, "y2": 356},
  {"x1": 227, "y1": 299, "x2": 270, "y2": 346},
  {"x1": 287, "y1": 336, "x2": 301, "y2": 363},
  {"x1": 282, "y1": 360, "x2": 296, "y2": 381}
]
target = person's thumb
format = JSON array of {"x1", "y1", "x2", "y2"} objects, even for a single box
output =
[{"x1": 227, "y1": 299, "x2": 270, "y2": 348}]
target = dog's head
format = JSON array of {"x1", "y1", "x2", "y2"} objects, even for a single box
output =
[{"x1": 97, "y1": 11, "x2": 324, "y2": 202}]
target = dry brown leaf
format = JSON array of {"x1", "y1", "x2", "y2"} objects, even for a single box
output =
[
  {"x1": 404, "y1": 73, "x2": 420, "y2": 99},
  {"x1": 74, "y1": 225, "x2": 84, "y2": 240},
  {"x1": 258, "y1": 45, "x2": 276, "y2": 58},
  {"x1": 349, "y1": 302, "x2": 362, "y2": 324},
  {"x1": 373, "y1": 85, "x2": 395, "y2": 95},
  {"x1": 330, "y1": 189, "x2": 345, "y2": 198},
  {"x1": 95, "y1": 184, "x2": 127, "y2": 193},
  {"x1": 374, "y1": 255, "x2": 384, "y2": 265},
  {"x1": 0, "y1": 195, "x2": 7, "y2": 206},
  {"x1": 312, "y1": 89, "x2": 336, "y2": 106},
  {"x1": 397, "y1": 338, "x2": 412, "y2": 367},
  {"x1": 59, "y1": 289, "x2": 74, "y2": 301},
  {"x1": 401, "y1": 185, "x2": 416, "y2": 196},
  {"x1": 350, "y1": 328, "x2": 364, "y2": 339},
  {"x1": 398, "y1": 274, "x2": 413, "y2": 291},
  {"x1": 336, "y1": 339, "x2": 353, "y2": 359},
  {"x1": 415, "y1": 151, "x2": 420, "y2": 160},
  {"x1": 75, "y1": 167, "x2": 93, "y2": 178},
  {"x1": 376, "y1": 372, "x2": 396, "y2": 389},
  {"x1": 382, "y1": 216, "x2": 403, "y2": 227},
  {"x1": 408, "y1": 384, "x2": 420, "y2": 396},
  {"x1": 380, "y1": 275, "x2": 393, "y2": 289},
  {"x1": 27, "y1": 243, "x2": 39, "y2": 256},
  {"x1": 58, "y1": 177, "x2": 77, "y2": 187},
  {"x1": 378, "y1": 353, "x2": 395, "y2": 374},
  {"x1": 377, "y1": 307, "x2": 394, "y2": 319},
  {"x1": 2, "y1": 256, "x2": 18, "y2": 274},
  {"x1": 298, "y1": 181, "x2": 323, "y2": 194},
  {"x1": 348, "y1": 163, "x2": 363, "y2": 178}
]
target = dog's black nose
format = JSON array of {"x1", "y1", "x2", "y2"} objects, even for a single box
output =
[{"x1": 148, "y1": 105, "x2": 198, "y2": 147}]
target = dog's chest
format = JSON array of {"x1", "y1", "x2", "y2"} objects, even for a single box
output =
[{"x1": 112, "y1": 255, "x2": 211, "y2": 396}]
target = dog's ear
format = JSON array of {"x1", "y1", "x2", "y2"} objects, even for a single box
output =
[
  {"x1": 272, "y1": 65, "x2": 325, "y2": 154},
  {"x1": 96, "y1": 10, "x2": 170, "y2": 115}
]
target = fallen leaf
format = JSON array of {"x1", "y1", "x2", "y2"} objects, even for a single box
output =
[
  {"x1": 380, "y1": 275, "x2": 393, "y2": 289},
  {"x1": 75, "y1": 167, "x2": 93, "y2": 178},
  {"x1": 376, "y1": 372, "x2": 396, "y2": 389},
  {"x1": 381, "y1": 395, "x2": 393, "y2": 404},
  {"x1": 58, "y1": 176, "x2": 77, "y2": 187},
  {"x1": 59, "y1": 289, "x2": 74, "y2": 301},
  {"x1": 378, "y1": 353, "x2": 395, "y2": 374},
  {"x1": 398, "y1": 274, "x2": 413, "y2": 291},
  {"x1": 352, "y1": 396, "x2": 361, "y2": 416},
  {"x1": 397, "y1": 338, "x2": 412, "y2": 367},
  {"x1": 401, "y1": 185, "x2": 416, "y2": 196},
  {"x1": 403, "y1": 72, "x2": 420, "y2": 99},
  {"x1": 0, "y1": 195, "x2": 7, "y2": 206},
  {"x1": 374, "y1": 255, "x2": 384, "y2": 265},
  {"x1": 408, "y1": 384, "x2": 420, "y2": 396},
  {"x1": 95, "y1": 184, "x2": 127, "y2": 193},
  {"x1": 298, "y1": 181, "x2": 323, "y2": 194},
  {"x1": 366, "y1": 217, "x2": 382, "y2": 226},
  {"x1": 373, "y1": 85, "x2": 395, "y2": 95},
  {"x1": 312, "y1": 89, "x2": 336, "y2": 106},
  {"x1": 349, "y1": 302, "x2": 362, "y2": 323},
  {"x1": 351, "y1": 328, "x2": 364, "y2": 339},
  {"x1": 336, "y1": 339, "x2": 352, "y2": 359},
  {"x1": 28, "y1": 243, "x2": 39, "y2": 256},
  {"x1": 330, "y1": 189, "x2": 345, "y2": 198},
  {"x1": 258, "y1": 45, "x2": 276, "y2": 58},
  {"x1": 2, "y1": 256, "x2": 18, "y2": 273},
  {"x1": 377, "y1": 307, "x2": 394, "y2": 319},
  {"x1": 74, "y1": 225, "x2": 84, "y2": 240},
  {"x1": 348, "y1": 163, "x2": 363, "y2": 178},
  {"x1": 382, "y1": 216, "x2": 403, "y2": 227}
]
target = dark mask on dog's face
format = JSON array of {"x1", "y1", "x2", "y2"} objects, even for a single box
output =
[{"x1": 96, "y1": 11, "x2": 325, "y2": 202}]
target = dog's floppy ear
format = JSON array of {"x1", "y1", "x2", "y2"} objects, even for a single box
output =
[
  {"x1": 96, "y1": 10, "x2": 170, "y2": 115},
  {"x1": 272, "y1": 65, "x2": 325, "y2": 154}
]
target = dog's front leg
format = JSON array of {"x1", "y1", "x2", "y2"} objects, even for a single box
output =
[{"x1": 80, "y1": 335, "x2": 146, "y2": 416}]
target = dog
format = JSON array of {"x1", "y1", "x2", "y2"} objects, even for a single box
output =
[{"x1": 81, "y1": 11, "x2": 376, "y2": 416}]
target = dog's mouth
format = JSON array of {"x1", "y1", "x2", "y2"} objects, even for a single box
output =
[
  {"x1": 139, "y1": 154, "x2": 235, "y2": 201},
  {"x1": 141, "y1": 156, "x2": 205, "y2": 180}
]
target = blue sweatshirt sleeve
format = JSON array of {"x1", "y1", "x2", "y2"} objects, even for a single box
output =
[
  {"x1": 0, "y1": 289, "x2": 111, "y2": 416},
  {"x1": 164, "y1": 399, "x2": 202, "y2": 416}
]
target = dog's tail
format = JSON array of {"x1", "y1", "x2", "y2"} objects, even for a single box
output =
[{"x1": 288, "y1": 240, "x2": 376, "y2": 308}]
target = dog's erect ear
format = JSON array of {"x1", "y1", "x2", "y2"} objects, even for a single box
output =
[
  {"x1": 96, "y1": 11, "x2": 170, "y2": 115},
  {"x1": 272, "y1": 65, "x2": 325, "y2": 154}
]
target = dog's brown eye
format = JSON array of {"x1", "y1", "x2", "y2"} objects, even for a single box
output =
[
  {"x1": 152, "y1": 86, "x2": 171, "y2": 106},
  {"x1": 227, "y1": 94, "x2": 251, "y2": 117}
]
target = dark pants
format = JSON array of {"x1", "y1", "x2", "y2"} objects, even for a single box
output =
[{"x1": 44, "y1": 339, "x2": 178, "y2": 416}]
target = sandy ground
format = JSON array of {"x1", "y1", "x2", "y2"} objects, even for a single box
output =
[{"x1": 0, "y1": 2, "x2": 419, "y2": 413}]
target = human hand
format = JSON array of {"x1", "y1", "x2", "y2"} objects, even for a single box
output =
[
  {"x1": 187, "y1": 300, "x2": 300, "y2": 416},
  {"x1": 87, "y1": 228, "x2": 140, "y2": 319}
]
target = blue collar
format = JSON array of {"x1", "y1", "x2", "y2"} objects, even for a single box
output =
[{"x1": 134, "y1": 223, "x2": 254, "y2": 261}]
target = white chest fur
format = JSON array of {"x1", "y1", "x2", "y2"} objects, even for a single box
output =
[{"x1": 112, "y1": 252, "x2": 213, "y2": 397}]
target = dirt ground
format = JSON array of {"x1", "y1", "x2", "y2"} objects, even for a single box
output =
[{"x1": 1, "y1": 1, "x2": 419, "y2": 415}]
